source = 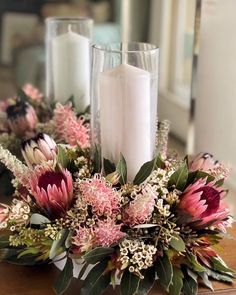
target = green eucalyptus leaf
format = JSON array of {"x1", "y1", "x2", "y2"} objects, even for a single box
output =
[
  {"x1": 170, "y1": 234, "x2": 185, "y2": 252},
  {"x1": 188, "y1": 253, "x2": 206, "y2": 272},
  {"x1": 136, "y1": 267, "x2": 155, "y2": 295},
  {"x1": 168, "y1": 163, "x2": 188, "y2": 191},
  {"x1": 206, "y1": 268, "x2": 234, "y2": 283},
  {"x1": 57, "y1": 145, "x2": 69, "y2": 168},
  {"x1": 54, "y1": 257, "x2": 74, "y2": 295},
  {"x1": 211, "y1": 256, "x2": 235, "y2": 275},
  {"x1": 81, "y1": 259, "x2": 110, "y2": 295},
  {"x1": 83, "y1": 247, "x2": 114, "y2": 264},
  {"x1": 103, "y1": 158, "x2": 116, "y2": 175},
  {"x1": 156, "y1": 254, "x2": 173, "y2": 291},
  {"x1": 182, "y1": 275, "x2": 198, "y2": 295},
  {"x1": 120, "y1": 269, "x2": 140, "y2": 295},
  {"x1": 186, "y1": 268, "x2": 198, "y2": 282},
  {"x1": 198, "y1": 272, "x2": 214, "y2": 291},
  {"x1": 187, "y1": 171, "x2": 215, "y2": 185},
  {"x1": 169, "y1": 267, "x2": 184, "y2": 295},
  {"x1": 30, "y1": 213, "x2": 50, "y2": 225},
  {"x1": 50, "y1": 229, "x2": 69, "y2": 260},
  {"x1": 133, "y1": 155, "x2": 164, "y2": 185},
  {"x1": 116, "y1": 153, "x2": 127, "y2": 184}
]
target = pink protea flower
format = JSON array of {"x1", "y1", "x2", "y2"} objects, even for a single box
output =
[
  {"x1": 79, "y1": 175, "x2": 120, "y2": 217},
  {"x1": 53, "y1": 103, "x2": 89, "y2": 148},
  {"x1": 6, "y1": 101, "x2": 38, "y2": 137},
  {"x1": 189, "y1": 153, "x2": 219, "y2": 172},
  {"x1": 22, "y1": 84, "x2": 43, "y2": 102},
  {"x1": 123, "y1": 185, "x2": 157, "y2": 226},
  {"x1": 29, "y1": 167, "x2": 73, "y2": 218},
  {"x1": 72, "y1": 227, "x2": 95, "y2": 253},
  {"x1": 178, "y1": 178, "x2": 229, "y2": 229},
  {"x1": 94, "y1": 218, "x2": 126, "y2": 247},
  {"x1": 21, "y1": 133, "x2": 58, "y2": 168}
]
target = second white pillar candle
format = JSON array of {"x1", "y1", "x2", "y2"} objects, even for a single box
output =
[{"x1": 99, "y1": 63, "x2": 152, "y2": 181}]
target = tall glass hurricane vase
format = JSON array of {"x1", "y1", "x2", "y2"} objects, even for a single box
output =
[
  {"x1": 45, "y1": 17, "x2": 93, "y2": 112},
  {"x1": 91, "y1": 42, "x2": 159, "y2": 181}
]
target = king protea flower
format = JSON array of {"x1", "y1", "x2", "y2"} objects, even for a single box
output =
[
  {"x1": 29, "y1": 167, "x2": 73, "y2": 218},
  {"x1": 178, "y1": 178, "x2": 229, "y2": 229},
  {"x1": 6, "y1": 100, "x2": 38, "y2": 136},
  {"x1": 22, "y1": 133, "x2": 58, "y2": 168},
  {"x1": 189, "y1": 152, "x2": 219, "y2": 172}
]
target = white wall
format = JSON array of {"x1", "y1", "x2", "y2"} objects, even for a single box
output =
[{"x1": 195, "y1": 0, "x2": 236, "y2": 187}]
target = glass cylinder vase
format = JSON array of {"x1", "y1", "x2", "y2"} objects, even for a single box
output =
[
  {"x1": 45, "y1": 17, "x2": 93, "y2": 112},
  {"x1": 91, "y1": 42, "x2": 159, "y2": 181}
]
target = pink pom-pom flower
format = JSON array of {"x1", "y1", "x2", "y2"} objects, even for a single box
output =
[{"x1": 79, "y1": 175, "x2": 120, "y2": 217}]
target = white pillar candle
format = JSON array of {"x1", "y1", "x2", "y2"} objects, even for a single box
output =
[
  {"x1": 99, "y1": 63, "x2": 152, "y2": 181},
  {"x1": 52, "y1": 26, "x2": 90, "y2": 111}
]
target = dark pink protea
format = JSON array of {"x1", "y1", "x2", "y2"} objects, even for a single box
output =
[
  {"x1": 29, "y1": 167, "x2": 73, "y2": 218},
  {"x1": 6, "y1": 101, "x2": 38, "y2": 137},
  {"x1": 178, "y1": 178, "x2": 229, "y2": 229},
  {"x1": 22, "y1": 84, "x2": 43, "y2": 102},
  {"x1": 189, "y1": 153, "x2": 219, "y2": 172}
]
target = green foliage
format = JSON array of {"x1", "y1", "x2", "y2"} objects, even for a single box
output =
[
  {"x1": 169, "y1": 267, "x2": 184, "y2": 295},
  {"x1": 211, "y1": 256, "x2": 235, "y2": 275},
  {"x1": 83, "y1": 247, "x2": 114, "y2": 264},
  {"x1": 133, "y1": 155, "x2": 165, "y2": 185},
  {"x1": 120, "y1": 269, "x2": 140, "y2": 295},
  {"x1": 136, "y1": 267, "x2": 156, "y2": 295},
  {"x1": 169, "y1": 234, "x2": 185, "y2": 252},
  {"x1": 155, "y1": 253, "x2": 173, "y2": 291},
  {"x1": 49, "y1": 229, "x2": 69, "y2": 260},
  {"x1": 116, "y1": 153, "x2": 127, "y2": 185},
  {"x1": 81, "y1": 259, "x2": 111, "y2": 295},
  {"x1": 182, "y1": 275, "x2": 198, "y2": 295},
  {"x1": 103, "y1": 158, "x2": 116, "y2": 175},
  {"x1": 187, "y1": 252, "x2": 206, "y2": 272},
  {"x1": 168, "y1": 162, "x2": 188, "y2": 191},
  {"x1": 54, "y1": 258, "x2": 74, "y2": 295},
  {"x1": 57, "y1": 145, "x2": 70, "y2": 168},
  {"x1": 187, "y1": 171, "x2": 215, "y2": 185}
]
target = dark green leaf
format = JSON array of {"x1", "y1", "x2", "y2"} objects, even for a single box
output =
[
  {"x1": 103, "y1": 158, "x2": 116, "y2": 175},
  {"x1": 156, "y1": 254, "x2": 173, "y2": 291},
  {"x1": 66, "y1": 95, "x2": 75, "y2": 108},
  {"x1": 182, "y1": 275, "x2": 198, "y2": 295},
  {"x1": 81, "y1": 259, "x2": 110, "y2": 295},
  {"x1": 211, "y1": 257, "x2": 235, "y2": 275},
  {"x1": 54, "y1": 257, "x2": 73, "y2": 295},
  {"x1": 187, "y1": 171, "x2": 215, "y2": 185},
  {"x1": 198, "y1": 272, "x2": 214, "y2": 291},
  {"x1": 17, "y1": 88, "x2": 29, "y2": 102},
  {"x1": 0, "y1": 236, "x2": 9, "y2": 249},
  {"x1": 188, "y1": 253, "x2": 206, "y2": 272},
  {"x1": 83, "y1": 247, "x2": 114, "y2": 264},
  {"x1": 136, "y1": 267, "x2": 155, "y2": 295},
  {"x1": 133, "y1": 155, "x2": 164, "y2": 185},
  {"x1": 206, "y1": 268, "x2": 234, "y2": 283},
  {"x1": 57, "y1": 145, "x2": 69, "y2": 168},
  {"x1": 215, "y1": 178, "x2": 224, "y2": 187},
  {"x1": 169, "y1": 267, "x2": 184, "y2": 295},
  {"x1": 170, "y1": 234, "x2": 185, "y2": 252},
  {"x1": 78, "y1": 262, "x2": 90, "y2": 280},
  {"x1": 116, "y1": 153, "x2": 127, "y2": 184},
  {"x1": 168, "y1": 163, "x2": 188, "y2": 191},
  {"x1": 50, "y1": 229, "x2": 69, "y2": 260},
  {"x1": 0, "y1": 169, "x2": 14, "y2": 196},
  {"x1": 186, "y1": 268, "x2": 198, "y2": 283},
  {"x1": 120, "y1": 269, "x2": 140, "y2": 295}
]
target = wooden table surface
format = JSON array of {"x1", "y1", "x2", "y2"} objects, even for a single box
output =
[{"x1": 0, "y1": 227, "x2": 236, "y2": 295}]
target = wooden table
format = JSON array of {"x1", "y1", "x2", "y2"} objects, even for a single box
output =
[{"x1": 0, "y1": 227, "x2": 236, "y2": 295}]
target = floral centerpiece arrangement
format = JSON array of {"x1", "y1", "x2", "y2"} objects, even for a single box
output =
[{"x1": 0, "y1": 85, "x2": 235, "y2": 295}]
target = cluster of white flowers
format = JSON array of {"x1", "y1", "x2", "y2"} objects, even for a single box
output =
[{"x1": 119, "y1": 239, "x2": 157, "y2": 278}]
